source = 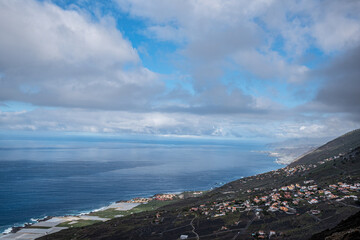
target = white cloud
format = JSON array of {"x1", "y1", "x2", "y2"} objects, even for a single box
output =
[
  {"x1": 0, "y1": 0, "x2": 139, "y2": 68},
  {"x1": 0, "y1": 0, "x2": 162, "y2": 110},
  {"x1": 0, "y1": 0, "x2": 359, "y2": 141},
  {"x1": 260, "y1": 0, "x2": 360, "y2": 53},
  {"x1": 117, "y1": 0, "x2": 359, "y2": 86},
  {"x1": 311, "y1": 1, "x2": 360, "y2": 52},
  {"x1": 233, "y1": 49, "x2": 309, "y2": 82},
  {"x1": 2, "y1": 107, "x2": 359, "y2": 142}
]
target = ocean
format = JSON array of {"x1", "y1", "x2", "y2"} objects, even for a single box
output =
[{"x1": 0, "y1": 136, "x2": 281, "y2": 232}]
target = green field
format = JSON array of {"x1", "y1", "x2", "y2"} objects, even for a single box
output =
[
  {"x1": 53, "y1": 200, "x2": 180, "y2": 228},
  {"x1": 89, "y1": 200, "x2": 178, "y2": 218}
]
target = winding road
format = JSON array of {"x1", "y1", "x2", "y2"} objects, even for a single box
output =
[{"x1": 190, "y1": 216, "x2": 200, "y2": 240}]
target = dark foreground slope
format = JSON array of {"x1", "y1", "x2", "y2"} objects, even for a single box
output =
[
  {"x1": 39, "y1": 129, "x2": 360, "y2": 240},
  {"x1": 310, "y1": 211, "x2": 360, "y2": 240}
]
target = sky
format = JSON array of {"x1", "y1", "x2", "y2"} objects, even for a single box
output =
[{"x1": 0, "y1": 0, "x2": 360, "y2": 142}]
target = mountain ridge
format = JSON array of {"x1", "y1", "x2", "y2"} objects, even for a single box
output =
[{"x1": 289, "y1": 129, "x2": 360, "y2": 167}]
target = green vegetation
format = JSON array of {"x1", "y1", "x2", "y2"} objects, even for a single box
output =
[
  {"x1": 222, "y1": 212, "x2": 242, "y2": 225},
  {"x1": 135, "y1": 199, "x2": 179, "y2": 211},
  {"x1": 89, "y1": 200, "x2": 179, "y2": 218},
  {"x1": 88, "y1": 208, "x2": 123, "y2": 218}
]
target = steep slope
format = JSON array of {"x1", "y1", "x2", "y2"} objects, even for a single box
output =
[
  {"x1": 310, "y1": 210, "x2": 360, "y2": 240},
  {"x1": 289, "y1": 129, "x2": 360, "y2": 167}
]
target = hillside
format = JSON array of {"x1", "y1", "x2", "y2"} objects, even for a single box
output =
[
  {"x1": 310, "y1": 211, "x2": 360, "y2": 240},
  {"x1": 289, "y1": 129, "x2": 360, "y2": 167},
  {"x1": 38, "y1": 129, "x2": 360, "y2": 240}
]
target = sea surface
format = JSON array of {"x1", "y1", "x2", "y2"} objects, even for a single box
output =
[{"x1": 0, "y1": 136, "x2": 281, "y2": 232}]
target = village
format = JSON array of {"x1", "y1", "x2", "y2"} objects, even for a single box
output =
[
  {"x1": 187, "y1": 179, "x2": 360, "y2": 239},
  {"x1": 190, "y1": 180, "x2": 359, "y2": 215},
  {"x1": 187, "y1": 152, "x2": 360, "y2": 239}
]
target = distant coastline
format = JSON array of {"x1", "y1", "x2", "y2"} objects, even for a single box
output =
[{"x1": 258, "y1": 144, "x2": 318, "y2": 165}]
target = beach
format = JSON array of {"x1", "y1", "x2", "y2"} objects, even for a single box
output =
[{"x1": 0, "y1": 202, "x2": 140, "y2": 240}]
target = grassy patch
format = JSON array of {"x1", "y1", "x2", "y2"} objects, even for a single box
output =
[
  {"x1": 135, "y1": 200, "x2": 178, "y2": 211},
  {"x1": 222, "y1": 212, "x2": 242, "y2": 225},
  {"x1": 88, "y1": 208, "x2": 122, "y2": 218},
  {"x1": 89, "y1": 200, "x2": 178, "y2": 218}
]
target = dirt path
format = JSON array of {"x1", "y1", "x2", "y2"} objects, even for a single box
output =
[{"x1": 190, "y1": 216, "x2": 200, "y2": 240}]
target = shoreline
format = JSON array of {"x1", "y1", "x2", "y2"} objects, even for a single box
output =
[
  {"x1": 0, "y1": 168, "x2": 276, "y2": 236},
  {"x1": 0, "y1": 189, "x2": 184, "y2": 234},
  {"x1": 0, "y1": 152, "x2": 282, "y2": 238},
  {"x1": 0, "y1": 191, "x2": 205, "y2": 239},
  {"x1": 0, "y1": 201, "x2": 139, "y2": 236},
  {"x1": 0, "y1": 180, "x2": 247, "y2": 235}
]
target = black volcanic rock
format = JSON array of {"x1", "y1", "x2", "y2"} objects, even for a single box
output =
[{"x1": 310, "y1": 210, "x2": 360, "y2": 240}]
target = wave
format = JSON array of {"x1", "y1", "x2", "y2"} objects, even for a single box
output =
[{"x1": 2, "y1": 227, "x2": 13, "y2": 234}]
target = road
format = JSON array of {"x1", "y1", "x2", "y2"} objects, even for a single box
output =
[
  {"x1": 232, "y1": 213, "x2": 257, "y2": 240},
  {"x1": 190, "y1": 216, "x2": 200, "y2": 240},
  {"x1": 307, "y1": 212, "x2": 321, "y2": 222},
  {"x1": 331, "y1": 199, "x2": 360, "y2": 209}
]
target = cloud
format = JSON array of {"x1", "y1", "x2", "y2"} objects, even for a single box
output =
[
  {"x1": 118, "y1": 0, "x2": 354, "y2": 84},
  {"x1": 259, "y1": 0, "x2": 360, "y2": 54},
  {"x1": 0, "y1": 0, "x2": 163, "y2": 110},
  {"x1": 307, "y1": 45, "x2": 360, "y2": 120},
  {"x1": 0, "y1": 0, "x2": 277, "y2": 114},
  {"x1": 0, "y1": 0, "x2": 359, "y2": 141},
  {"x1": 158, "y1": 85, "x2": 267, "y2": 115},
  {"x1": 311, "y1": 1, "x2": 360, "y2": 52},
  {"x1": 1, "y1": 107, "x2": 359, "y2": 141},
  {"x1": 116, "y1": 0, "x2": 360, "y2": 118},
  {"x1": 233, "y1": 50, "x2": 309, "y2": 82}
]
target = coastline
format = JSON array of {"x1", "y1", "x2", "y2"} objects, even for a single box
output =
[
  {"x1": 0, "y1": 166, "x2": 280, "y2": 237},
  {"x1": 0, "y1": 191, "x2": 204, "y2": 240},
  {"x1": 0, "y1": 202, "x2": 138, "y2": 237},
  {"x1": 0, "y1": 150, "x2": 282, "y2": 239}
]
